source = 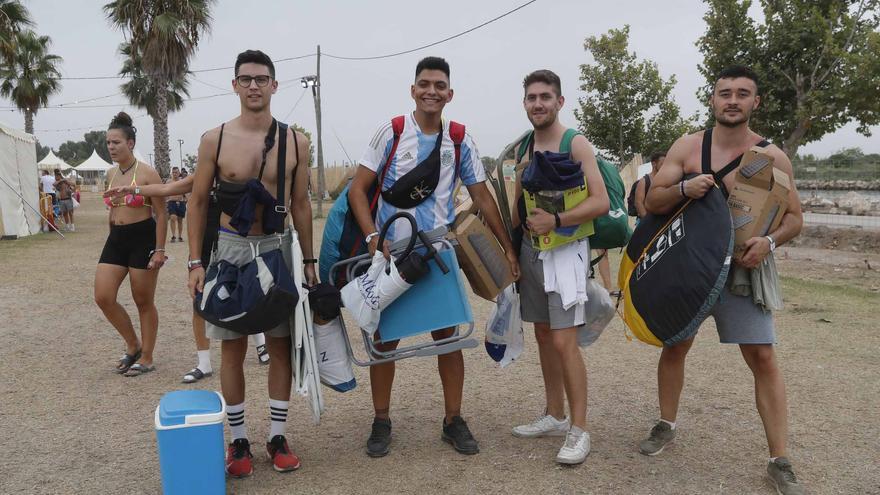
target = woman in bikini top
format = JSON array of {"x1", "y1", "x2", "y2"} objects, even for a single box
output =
[{"x1": 95, "y1": 112, "x2": 168, "y2": 377}]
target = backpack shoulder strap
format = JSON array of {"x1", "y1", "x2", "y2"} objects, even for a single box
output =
[
  {"x1": 276, "y1": 121, "x2": 289, "y2": 213},
  {"x1": 370, "y1": 116, "x2": 406, "y2": 212},
  {"x1": 643, "y1": 174, "x2": 652, "y2": 198},
  {"x1": 449, "y1": 120, "x2": 466, "y2": 177},
  {"x1": 701, "y1": 128, "x2": 713, "y2": 175},
  {"x1": 560, "y1": 128, "x2": 579, "y2": 155},
  {"x1": 516, "y1": 131, "x2": 534, "y2": 162}
]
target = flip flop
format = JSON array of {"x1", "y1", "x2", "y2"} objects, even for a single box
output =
[
  {"x1": 182, "y1": 368, "x2": 212, "y2": 384},
  {"x1": 115, "y1": 349, "x2": 142, "y2": 374},
  {"x1": 123, "y1": 363, "x2": 156, "y2": 377}
]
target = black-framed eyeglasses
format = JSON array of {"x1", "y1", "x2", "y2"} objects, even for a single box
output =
[{"x1": 236, "y1": 75, "x2": 272, "y2": 88}]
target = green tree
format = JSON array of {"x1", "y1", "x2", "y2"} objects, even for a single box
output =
[
  {"x1": 35, "y1": 140, "x2": 50, "y2": 161},
  {"x1": 0, "y1": 0, "x2": 32, "y2": 62},
  {"x1": 697, "y1": 0, "x2": 880, "y2": 157},
  {"x1": 290, "y1": 122, "x2": 314, "y2": 166},
  {"x1": 104, "y1": 0, "x2": 214, "y2": 178},
  {"x1": 0, "y1": 30, "x2": 62, "y2": 134},
  {"x1": 118, "y1": 40, "x2": 190, "y2": 173},
  {"x1": 576, "y1": 25, "x2": 696, "y2": 165},
  {"x1": 182, "y1": 152, "x2": 197, "y2": 170},
  {"x1": 56, "y1": 130, "x2": 110, "y2": 165}
]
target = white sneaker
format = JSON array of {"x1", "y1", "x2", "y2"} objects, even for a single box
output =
[
  {"x1": 512, "y1": 414, "x2": 570, "y2": 438},
  {"x1": 556, "y1": 429, "x2": 590, "y2": 465},
  {"x1": 69, "y1": 224, "x2": 75, "y2": 232}
]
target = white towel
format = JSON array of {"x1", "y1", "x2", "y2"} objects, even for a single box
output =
[{"x1": 539, "y1": 239, "x2": 588, "y2": 310}]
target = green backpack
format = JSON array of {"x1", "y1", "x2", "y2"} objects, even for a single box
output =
[{"x1": 516, "y1": 129, "x2": 631, "y2": 250}]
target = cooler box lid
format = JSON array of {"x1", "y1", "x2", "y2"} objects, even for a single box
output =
[{"x1": 155, "y1": 390, "x2": 225, "y2": 429}]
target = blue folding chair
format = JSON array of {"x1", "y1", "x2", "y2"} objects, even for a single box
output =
[{"x1": 330, "y1": 213, "x2": 477, "y2": 366}]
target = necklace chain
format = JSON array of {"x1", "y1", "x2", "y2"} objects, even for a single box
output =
[{"x1": 118, "y1": 159, "x2": 137, "y2": 175}]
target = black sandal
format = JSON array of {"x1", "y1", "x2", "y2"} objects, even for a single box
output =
[
  {"x1": 182, "y1": 368, "x2": 212, "y2": 384},
  {"x1": 116, "y1": 348, "x2": 142, "y2": 374}
]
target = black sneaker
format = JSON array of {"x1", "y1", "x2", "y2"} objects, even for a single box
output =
[
  {"x1": 366, "y1": 418, "x2": 392, "y2": 457},
  {"x1": 441, "y1": 416, "x2": 479, "y2": 455}
]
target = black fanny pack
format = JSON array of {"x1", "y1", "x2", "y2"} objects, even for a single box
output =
[{"x1": 380, "y1": 130, "x2": 443, "y2": 209}]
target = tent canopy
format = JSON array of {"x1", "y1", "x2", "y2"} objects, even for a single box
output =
[
  {"x1": 75, "y1": 149, "x2": 113, "y2": 172},
  {"x1": 0, "y1": 121, "x2": 40, "y2": 238},
  {"x1": 37, "y1": 150, "x2": 72, "y2": 171}
]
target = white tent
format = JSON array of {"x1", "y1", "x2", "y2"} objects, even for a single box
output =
[
  {"x1": 37, "y1": 150, "x2": 72, "y2": 171},
  {"x1": 75, "y1": 149, "x2": 113, "y2": 186},
  {"x1": 0, "y1": 121, "x2": 40, "y2": 239}
]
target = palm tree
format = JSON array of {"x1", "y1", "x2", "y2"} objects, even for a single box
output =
[
  {"x1": 104, "y1": 0, "x2": 214, "y2": 178},
  {"x1": 0, "y1": 30, "x2": 62, "y2": 134},
  {"x1": 0, "y1": 0, "x2": 33, "y2": 62},
  {"x1": 119, "y1": 42, "x2": 190, "y2": 162}
]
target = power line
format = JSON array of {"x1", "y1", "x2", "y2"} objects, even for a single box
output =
[
  {"x1": 283, "y1": 88, "x2": 309, "y2": 122},
  {"x1": 57, "y1": 53, "x2": 316, "y2": 81},
  {"x1": 323, "y1": 0, "x2": 538, "y2": 60}
]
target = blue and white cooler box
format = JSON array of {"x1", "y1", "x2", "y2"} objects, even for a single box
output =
[{"x1": 155, "y1": 390, "x2": 226, "y2": 495}]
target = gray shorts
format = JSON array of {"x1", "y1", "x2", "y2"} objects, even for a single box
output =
[
  {"x1": 519, "y1": 237, "x2": 590, "y2": 330},
  {"x1": 206, "y1": 229, "x2": 294, "y2": 341},
  {"x1": 58, "y1": 198, "x2": 74, "y2": 213},
  {"x1": 707, "y1": 286, "x2": 776, "y2": 344}
]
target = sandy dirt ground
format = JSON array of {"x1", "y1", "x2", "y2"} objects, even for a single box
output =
[{"x1": 1, "y1": 193, "x2": 878, "y2": 494}]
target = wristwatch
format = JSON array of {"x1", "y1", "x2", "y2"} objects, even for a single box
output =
[
  {"x1": 187, "y1": 259, "x2": 203, "y2": 270},
  {"x1": 765, "y1": 235, "x2": 776, "y2": 252}
]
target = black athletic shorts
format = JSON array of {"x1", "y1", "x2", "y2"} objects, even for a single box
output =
[
  {"x1": 201, "y1": 196, "x2": 220, "y2": 265},
  {"x1": 99, "y1": 217, "x2": 156, "y2": 269}
]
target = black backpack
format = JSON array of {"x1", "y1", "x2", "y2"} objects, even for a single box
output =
[{"x1": 627, "y1": 175, "x2": 651, "y2": 217}]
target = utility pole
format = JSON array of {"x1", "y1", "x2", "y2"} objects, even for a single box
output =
[
  {"x1": 314, "y1": 44, "x2": 325, "y2": 217},
  {"x1": 177, "y1": 139, "x2": 184, "y2": 169}
]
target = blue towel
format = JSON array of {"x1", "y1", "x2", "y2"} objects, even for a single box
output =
[
  {"x1": 228, "y1": 179, "x2": 284, "y2": 236},
  {"x1": 521, "y1": 151, "x2": 584, "y2": 192}
]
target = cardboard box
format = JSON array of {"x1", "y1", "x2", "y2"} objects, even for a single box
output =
[
  {"x1": 450, "y1": 212, "x2": 515, "y2": 301},
  {"x1": 726, "y1": 146, "x2": 791, "y2": 260}
]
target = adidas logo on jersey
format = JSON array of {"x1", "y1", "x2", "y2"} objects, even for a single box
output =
[{"x1": 399, "y1": 151, "x2": 414, "y2": 161}]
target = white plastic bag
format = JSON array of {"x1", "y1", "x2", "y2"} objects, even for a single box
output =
[
  {"x1": 340, "y1": 252, "x2": 412, "y2": 336},
  {"x1": 577, "y1": 279, "x2": 615, "y2": 347},
  {"x1": 484, "y1": 285, "x2": 523, "y2": 368},
  {"x1": 314, "y1": 317, "x2": 356, "y2": 392},
  {"x1": 71, "y1": 196, "x2": 80, "y2": 209}
]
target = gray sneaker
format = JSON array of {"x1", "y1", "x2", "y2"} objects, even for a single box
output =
[
  {"x1": 767, "y1": 457, "x2": 805, "y2": 495},
  {"x1": 638, "y1": 421, "x2": 675, "y2": 456}
]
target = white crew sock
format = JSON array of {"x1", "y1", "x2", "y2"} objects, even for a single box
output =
[
  {"x1": 197, "y1": 350, "x2": 212, "y2": 373},
  {"x1": 227, "y1": 403, "x2": 246, "y2": 441},
  {"x1": 269, "y1": 399, "x2": 289, "y2": 440},
  {"x1": 252, "y1": 333, "x2": 266, "y2": 348},
  {"x1": 660, "y1": 419, "x2": 676, "y2": 430}
]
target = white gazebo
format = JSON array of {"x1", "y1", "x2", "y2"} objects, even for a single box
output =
[
  {"x1": 74, "y1": 150, "x2": 113, "y2": 187},
  {"x1": 37, "y1": 150, "x2": 72, "y2": 172}
]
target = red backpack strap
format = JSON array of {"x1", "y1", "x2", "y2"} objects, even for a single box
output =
[
  {"x1": 369, "y1": 115, "x2": 406, "y2": 213},
  {"x1": 449, "y1": 120, "x2": 466, "y2": 178}
]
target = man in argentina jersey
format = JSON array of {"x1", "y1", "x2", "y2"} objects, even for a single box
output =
[{"x1": 349, "y1": 56, "x2": 519, "y2": 458}]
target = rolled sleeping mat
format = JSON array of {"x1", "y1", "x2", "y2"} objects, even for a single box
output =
[{"x1": 618, "y1": 180, "x2": 733, "y2": 347}]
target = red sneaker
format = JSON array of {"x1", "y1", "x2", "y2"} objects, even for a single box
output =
[
  {"x1": 266, "y1": 435, "x2": 301, "y2": 472},
  {"x1": 226, "y1": 438, "x2": 254, "y2": 478}
]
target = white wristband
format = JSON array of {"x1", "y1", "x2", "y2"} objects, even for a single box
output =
[{"x1": 365, "y1": 231, "x2": 380, "y2": 244}]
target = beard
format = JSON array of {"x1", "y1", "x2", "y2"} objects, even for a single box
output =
[
  {"x1": 714, "y1": 108, "x2": 751, "y2": 128},
  {"x1": 528, "y1": 111, "x2": 556, "y2": 130}
]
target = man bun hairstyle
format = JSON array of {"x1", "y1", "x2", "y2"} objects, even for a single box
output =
[
  {"x1": 523, "y1": 69, "x2": 562, "y2": 97},
  {"x1": 109, "y1": 111, "x2": 136, "y2": 143},
  {"x1": 717, "y1": 64, "x2": 760, "y2": 94},
  {"x1": 415, "y1": 56, "x2": 450, "y2": 80},
  {"x1": 235, "y1": 49, "x2": 275, "y2": 79}
]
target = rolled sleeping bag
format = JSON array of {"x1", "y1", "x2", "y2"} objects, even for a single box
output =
[{"x1": 618, "y1": 180, "x2": 733, "y2": 347}]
